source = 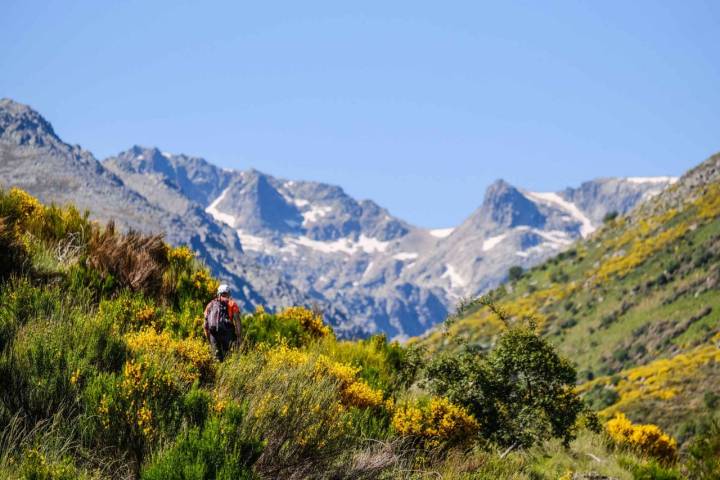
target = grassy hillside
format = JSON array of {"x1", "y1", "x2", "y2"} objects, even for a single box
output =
[
  {"x1": 420, "y1": 154, "x2": 720, "y2": 448},
  {"x1": 0, "y1": 185, "x2": 716, "y2": 479}
]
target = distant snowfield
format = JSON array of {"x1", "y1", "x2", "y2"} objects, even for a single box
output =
[
  {"x1": 393, "y1": 252, "x2": 419, "y2": 261},
  {"x1": 524, "y1": 191, "x2": 596, "y2": 238},
  {"x1": 236, "y1": 229, "x2": 265, "y2": 251},
  {"x1": 236, "y1": 231, "x2": 392, "y2": 256},
  {"x1": 303, "y1": 205, "x2": 333, "y2": 224},
  {"x1": 429, "y1": 227, "x2": 454, "y2": 238},
  {"x1": 482, "y1": 233, "x2": 507, "y2": 251},
  {"x1": 205, "y1": 187, "x2": 236, "y2": 227},
  {"x1": 442, "y1": 264, "x2": 467, "y2": 288},
  {"x1": 625, "y1": 176, "x2": 678, "y2": 185},
  {"x1": 535, "y1": 229, "x2": 573, "y2": 246}
]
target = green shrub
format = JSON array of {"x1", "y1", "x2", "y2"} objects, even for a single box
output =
[
  {"x1": 0, "y1": 217, "x2": 28, "y2": 281},
  {"x1": 95, "y1": 292, "x2": 160, "y2": 334},
  {"x1": 550, "y1": 269, "x2": 570, "y2": 283},
  {"x1": 603, "y1": 211, "x2": 619, "y2": 223},
  {"x1": 559, "y1": 318, "x2": 577, "y2": 329},
  {"x1": 16, "y1": 448, "x2": 85, "y2": 480},
  {"x1": 241, "y1": 306, "x2": 335, "y2": 349},
  {"x1": 0, "y1": 278, "x2": 73, "y2": 351},
  {"x1": 583, "y1": 383, "x2": 620, "y2": 410},
  {"x1": 216, "y1": 348, "x2": 355, "y2": 477},
  {"x1": 613, "y1": 347, "x2": 630, "y2": 363},
  {"x1": 141, "y1": 408, "x2": 261, "y2": 480},
  {"x1": 181, "y1": 385, "x2": 211, "y2": 428},
  {"x1": 427, "y1": 325, "x2": 594, "y2": 448},
  {"x1": 69, "y1": 308, "x2": 128, "y2": 375},
  {"x1": 508, "y1": 266, "x2": 524, "y2": 282},
  {"x1": 1, "y1": 315, "x2": 79, "y2": 420},
  {"x1": 686, "y1": 416, "x2": 720, "y2": 480},
  {"x1": 82, "y1": 357, "x2": 190, "y2": 473},
  {"x1": 618, "y1": 457, "x2": 682, "y2": 480},
  {"x1": 704, "y1": 392, "x2": 720, "y2": 410},
  {"x1": 312, "y1": 334, "x2": 424, "y2": 394}
]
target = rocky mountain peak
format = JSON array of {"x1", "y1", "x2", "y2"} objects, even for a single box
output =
[
  {"x1": 218, "y1": 170, "x2": 303, "y2": 234},
  {"x1": 0, "y1": 98, "x2": 60, "y2": 147},
  {"x1": 476, "y1": 179, "x2": 545, "y2": 230},
  {"x1": 106, "y1": 146, "x2": 229, "y2": 206},
  {"x1": 114, "y1": 146, "x2": 174, "y2": 175}
]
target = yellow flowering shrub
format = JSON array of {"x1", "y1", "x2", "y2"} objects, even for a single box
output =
[
  {"x1": 95, "y1": 360, "x2": 177, "y2": 441},
  {"x1": 216, "y1": 348, "x2": 354, "y2": 469},
  {"x1": 190, "y1": 269, "x2": 219, "y2": 300},
  {"x1": 125, "y1": 328, "x2": 215, "y2": 384},
  {"x1": 341, "y1": 380, "x2": 384, "y2": 408},
  {"x1": 98, "y1": 293, "x2": 162, "y2": 332},
  {"x1": 696, "y1": 183, "x2": 720, "y2": 220},
  {"x1": 278, "y1": 306, "x2": 333, "y2": 338},
  {"x1": 135, "y1": 306, "x2": 157, "y2": 326},
  {"x1": 168, "y1": 245, "x2": 195, "y2": 264},
  {"x1": 262, "y1": 343, "x2": 384, "y2": 409},
  {"x1": 606, "y1": 412, "x2": 677, "y2": 462},
  {"x1": 9, "y1": 187, "x2": 44, "y2": 219},
  {"x1": 579, "y1": 336, "x2": 720, "y2": 413},
  {"x1": 392, "y1": 397, "x2": 480, "y2": 448},
  {"x1": 594, "y1": 223, "x2": 688, "y2": 282}
]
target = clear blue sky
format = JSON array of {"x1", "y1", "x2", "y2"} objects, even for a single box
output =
[{"x1": 2, "y1": 1, "x2": 719, "y2": 227}]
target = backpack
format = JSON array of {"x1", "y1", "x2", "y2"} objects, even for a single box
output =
[{"x1": 206, "y1": 298, "x2": 231, "y2": 334}]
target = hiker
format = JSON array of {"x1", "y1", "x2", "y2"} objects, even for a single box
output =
[{"x1": 204, "y1": 284, "x2": 241, "y2": 361}]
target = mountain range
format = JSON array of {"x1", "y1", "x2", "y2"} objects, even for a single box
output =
[
  {"x1": 0, "y1": 98, "x2": 676, "y2": 338},
  {"x1": 418, "y1": 150, "x2": 720, "y2": 443}
]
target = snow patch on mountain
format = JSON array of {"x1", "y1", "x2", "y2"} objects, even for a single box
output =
[
  {"x1": 482, "y1": 233, "x2": 507, "y2": 251},
  {"x1": 625, "y1": 176, "x2": 678, "y2": 185},
  {"x1": 289, "y1": 234, "x2": 389, "y2": 255},
  {"x1": 236, "y1": 229, "x2": 266, "y2": 251},
  {"x1": 442, "y1": 264, "x2": 466, "y2": 289},
  {"x1": 429, "y1": 228, "x2": 454, "y2": 238},
  {"x1": 524, "y1": 191, "x2": 595, "y2": 237},
  {"x1": 393, "y1": 252, "x2": 419, "y2": 261},
  {"x1": 361, "y1": 261, "x2": 375, "y2": 280},
  {"x1": 535, "y1": 229, "x2": 573, "y2": 246},
  {"x1": 205, "y1": 187, "x2": 236, "y2": 226},
  {"x1": 303, "y1": 205, "x2": 333, "y2": 223}
]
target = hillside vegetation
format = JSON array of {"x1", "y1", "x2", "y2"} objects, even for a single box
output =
[
  {"x1": 420, "y1": 155, "x2": 720, "y2": 472},
  {"x1": 0, "y1": 176, "x2": 717, "y2": 478}
]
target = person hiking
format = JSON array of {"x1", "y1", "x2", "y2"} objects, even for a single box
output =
[{"x1": 204, "y1": 284, "x2": 241, "y2": 361}]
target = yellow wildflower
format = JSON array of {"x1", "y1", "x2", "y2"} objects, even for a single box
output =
[{"x1": 70, "y1": 369, "x2": 80, "y2": 386}]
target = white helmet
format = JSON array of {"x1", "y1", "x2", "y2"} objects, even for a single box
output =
[{"x1": 217, "y1": 284, "x2": 231, "y2": 296}]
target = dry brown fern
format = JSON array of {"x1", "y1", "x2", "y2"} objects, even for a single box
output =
[{"x1": 86, "y1": 221, "x2": 169, "y2": 297}]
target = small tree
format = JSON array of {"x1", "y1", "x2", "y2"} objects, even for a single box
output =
[
  {"x1": 603, "y1": 211, "x2": 619, "y2": 223},
  {"x1": 427, "y1": 297, "x2": 595, "y2": 449},
  {"x1": 508, "y1": 265, "x2": 524, "y2": 282}
]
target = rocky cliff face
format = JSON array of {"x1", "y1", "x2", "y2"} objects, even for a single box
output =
[{"x1": 0, "y1": 98, "x2": 676, "y2": 338}]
